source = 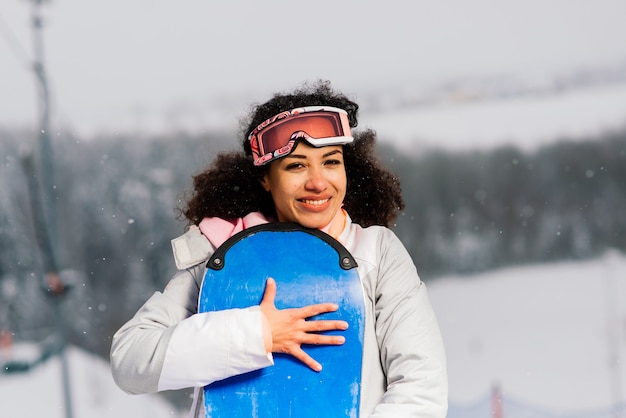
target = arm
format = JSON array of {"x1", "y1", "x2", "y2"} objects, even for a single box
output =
[
  {"x1": 370, "y1": 230, "x2": 448, "y2": 417},
  {"x1": 110, "y1": 265, "x2": 348, "y2": 394},
  {"x1": 110, "y1": 264, "x2": 272, "y2": 394}
]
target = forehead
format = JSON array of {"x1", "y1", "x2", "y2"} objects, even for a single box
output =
[{"x1": 281, "y1": 142, "x2": 344, "y2": 158}]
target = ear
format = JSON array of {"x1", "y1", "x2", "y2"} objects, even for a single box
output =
[{"x1": 259, "y1": 173, "x2": 271, "y2": 192}]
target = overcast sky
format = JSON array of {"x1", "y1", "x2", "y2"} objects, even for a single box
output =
[{"x1": 2, "y1": 0, "x2": 626, "y2": 145}]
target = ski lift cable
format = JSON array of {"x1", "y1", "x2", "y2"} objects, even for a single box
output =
[{"x1": 0, "y1": 11, "x2": 31, "y2": 70}]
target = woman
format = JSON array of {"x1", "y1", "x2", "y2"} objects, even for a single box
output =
[{"x1": 110, "y1": 81, "x2": 448, "y2": 417}]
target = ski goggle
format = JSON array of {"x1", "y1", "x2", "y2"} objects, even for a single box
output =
[{"x1": 248, "y1": 106, "x2": 353, "y2": 166}]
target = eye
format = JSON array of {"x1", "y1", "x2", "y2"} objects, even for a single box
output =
[
  {"x1": 324, "y1": 158, "x2": 343, "y2": 166},
  {"x1": 285, "y1": 162, "x2": 305, "y2": 170}
]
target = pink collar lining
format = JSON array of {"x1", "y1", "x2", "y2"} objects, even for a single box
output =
[{"x1": 198, "y1": 210, "x2": 345, "y2": 248}]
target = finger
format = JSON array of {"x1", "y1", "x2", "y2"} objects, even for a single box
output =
[
  {"x1": 302, "y1": 333, "x2": 346, "y2": 346},
  {"x1": 297, "y1": 302, "x2": 339, "y2": 318},
  {"x1": 290, "y1": 347, "x2": 323, "y2": 372},
  {"x1": 260, "y1": 277, "x2": 276, "y2": 307},
  {"x1": 304, "y1": 319, "x2": 349, "y2": 332}
]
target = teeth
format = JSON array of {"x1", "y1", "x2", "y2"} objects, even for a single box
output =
[{"x1": 301, "y1": 198, "x2": 329, "y2": 206}]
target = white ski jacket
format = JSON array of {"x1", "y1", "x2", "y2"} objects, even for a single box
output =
[{"x1": 110, "y1": 216, "x2": 448, "y2": 417}]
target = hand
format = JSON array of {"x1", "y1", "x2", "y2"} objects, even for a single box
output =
[{"x1": 259, "y1": 277, "x2": 348, "y2": 372}]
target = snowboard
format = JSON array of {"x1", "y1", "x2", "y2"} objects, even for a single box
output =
[{"x1": 198, "y1": 223, "x2": 365, "y2": 418}]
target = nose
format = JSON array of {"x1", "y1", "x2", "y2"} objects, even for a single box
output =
[{"x1": 305, "y1": 166, "x2": 328, "y2": 192}]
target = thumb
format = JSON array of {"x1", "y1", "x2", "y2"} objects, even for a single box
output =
[{"x1": 260, "y1": 277, "x2": 276, "y2": 308}]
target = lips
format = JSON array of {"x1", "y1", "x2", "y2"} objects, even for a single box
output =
[{"x1": 299, "y1": 198, "x2": 330, "y2": 206}]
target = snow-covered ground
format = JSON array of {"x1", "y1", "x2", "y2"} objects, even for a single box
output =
[
  {"x1": 0, "y1": 344, "x2": 184, "y2": 418},
  {"x1": 428, "y1": 249, "x2": 626, "y2": 416},
  {"x1": 2, "y1": 252, "x2": 624, "y2": 417}
]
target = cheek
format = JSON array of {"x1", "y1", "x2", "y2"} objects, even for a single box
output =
[
  {"x1": 333, "y1": 172, "x2": 348, "y2": 195},
  {"x1": 267, "y1": 178, "x2": 298, "y2": 204}
]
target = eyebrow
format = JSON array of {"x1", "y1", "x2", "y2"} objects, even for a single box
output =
[{"x1": 286, "y1": 149, "x2": 344, "y2": 160}]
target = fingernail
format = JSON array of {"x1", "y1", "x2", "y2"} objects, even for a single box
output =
[{"x1": 314, "y1": 364, "x2": 322, "y2": 372}]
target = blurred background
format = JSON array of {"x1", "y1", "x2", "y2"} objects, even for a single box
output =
[{"x1": 1, "y1": 1, "x2": 625, "y2": 417}]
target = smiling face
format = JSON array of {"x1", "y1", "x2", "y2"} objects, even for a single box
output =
[{"x1": 260, "y1": 142, "x2": 347, "y2": 229}]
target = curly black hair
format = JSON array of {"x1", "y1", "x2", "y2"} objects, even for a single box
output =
[{"x1": 182, "y1": 81, "x2": 405, "y2": 228}]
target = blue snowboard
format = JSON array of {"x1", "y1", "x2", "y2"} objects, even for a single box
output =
[{"x1": 198, "y1": 223, "x2": 365, "y2": 418}]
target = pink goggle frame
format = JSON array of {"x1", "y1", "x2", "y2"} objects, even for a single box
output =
[{"x1": 248, "y1": 106, "x2": 353, "y2": 166}]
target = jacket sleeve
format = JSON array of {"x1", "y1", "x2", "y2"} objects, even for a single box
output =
[
  {"x1": 370, "y1": 230, "x2": 448, "y2": 417},
  {"x1": 110, "y1": 264, "x2": 273, "y2": 394}
]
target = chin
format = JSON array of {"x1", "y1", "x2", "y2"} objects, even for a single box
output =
[{"x1": 294, "y1": 217, "x2": 329, "y2": 229}]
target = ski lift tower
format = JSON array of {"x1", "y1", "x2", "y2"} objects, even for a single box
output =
[
  {"x1": 28, "y1": 1, "x2": 74, "y2": 418},
  {"x1": 31, "y1": 0, "x2": 56, "y2": 238}
]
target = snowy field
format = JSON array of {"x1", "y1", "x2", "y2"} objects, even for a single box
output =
[
  {"x1": 2, "y1": 251, "x2": 625, "y2": 417},
  {"x1": 0, "y1": 345, "x2": 184, "y2": 418},
  {"x1": 429, "y1": 250, "x2": 626, "y2": 417}
]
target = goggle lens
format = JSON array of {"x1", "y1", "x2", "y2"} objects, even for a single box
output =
[{"x1": 249, "y1": 107, "x2": 353, "y2": 166}]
